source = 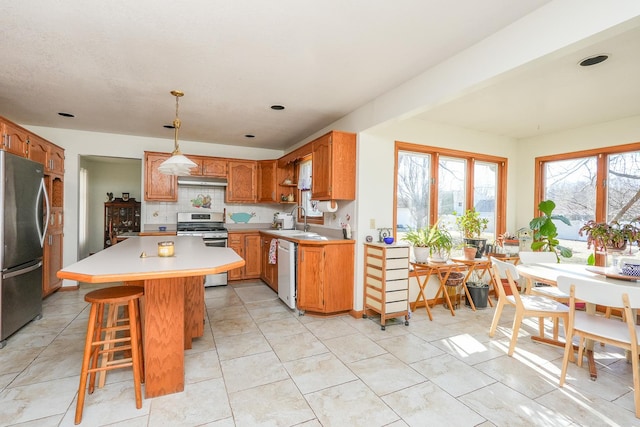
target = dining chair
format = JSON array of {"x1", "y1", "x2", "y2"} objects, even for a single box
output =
[
  {"x1": 489, "y1": 258, "x2": 569, "y2": 356},
  {"x1": 557, "y1": 275, "x2": 640, "y2": 418}
]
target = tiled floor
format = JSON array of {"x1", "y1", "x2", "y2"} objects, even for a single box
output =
[{"x1": 1, "y1": 280, "x2": 639, "y2": 426}]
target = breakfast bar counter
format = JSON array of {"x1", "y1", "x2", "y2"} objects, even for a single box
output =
[{"x1": 57, "y1": 236, "x2": 244, "y2": 398}]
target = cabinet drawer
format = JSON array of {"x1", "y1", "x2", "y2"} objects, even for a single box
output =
[
  {"x1": 366, "y1": 297, "x2": 408, "y2": 314},
  {"x1": 366, "y1": 255, "x2": 408, "y2": 270},
  {"x1": 385, "y1": 289, "x2": 408, "y2": 303},
  {"x1": 367, "y1": 246, "x2": 409, "y2": 259},
  {"x1": 366, "y1": 266, "x2": 408, "y2": 280},
  {"x1": 366, "y1": 276, "x2": 408, "y2": 292}
]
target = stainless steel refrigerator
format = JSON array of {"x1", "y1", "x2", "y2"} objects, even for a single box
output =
[{"x1": 0, "y1": 151, "x2": 49, "y2": 348}]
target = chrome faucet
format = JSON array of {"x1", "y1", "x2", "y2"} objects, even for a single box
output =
[{"x1": 290, "y1": 205, "x2": 308, "y2": 232}]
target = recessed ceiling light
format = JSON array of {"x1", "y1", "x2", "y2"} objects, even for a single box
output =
[
  {"x1": 579, "y1": 54, "x2": 609, "y2": 67},
  {"x1": 244, "y1": 134, "x2": 255, "y2": 138},
  {"x1": 58, "y1": 112, "x2": 75, "y2": 118},
  {"x1": 270, "y1": 105, "x2": 285, "y2": 111}
]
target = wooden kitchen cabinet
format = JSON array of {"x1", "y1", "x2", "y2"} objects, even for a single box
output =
[
  {"x1": 257, "y1": 160, "x2": 277, "y2": 203},
  {"x1": 144, "y1": 151, "x2": 177, "y2": 201},
  {"x1": 187, "y1": 155, "x2": 227, "y2": 177},
  {"x1": 29, "y1": 134, "x2": 65, "y2": 175},
  {"x1": 311, "y1": 130, "x2": 356, "y2": 201},
  {"x1": 260, "y1": 234, "x2": 278, "y2": 291},
  {"x1": 228, "y1": 232, "x2": 261, "y2": 280},
  {"x1": 297, "y1": 242, "x2": 354, "y2": 314},
  {"x1": 1, "y1": 118, "x2": 29, "y2": 157},
  {"x1": 226, "y1": 160, "x2": 256, "y2": 203},
  {"x1": 43, "y1": 231, "x2": 63, "y2": 296}
]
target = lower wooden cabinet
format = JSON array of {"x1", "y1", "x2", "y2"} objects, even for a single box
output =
[
  {"x1": 228, "y1": 232, "x2": 261, "y2": 280},
  {"x1": 297, "y1": 242, "x2": 354, "y2": 314},
  {"x1": 260, "y1": 234, "x2": 278, "y2": 291},
  {"x1": 43, "y1": 231, "x2": 63, "y2": 296}
]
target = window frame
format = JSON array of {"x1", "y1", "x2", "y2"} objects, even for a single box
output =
[
  {"x1": 394, "y1": 141, "x2": 508, "y2": 237},
  {"x1": 534, "y1": 142, "x2": 640, "y2": 264}
]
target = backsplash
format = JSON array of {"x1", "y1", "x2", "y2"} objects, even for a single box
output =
[{"x1": 144, "y1": 185, "x2": 354, "y2": 232}]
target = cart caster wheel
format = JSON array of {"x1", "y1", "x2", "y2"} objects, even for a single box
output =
[
  {"x1": 381, "y1": 325, "x2": 386, "y2": 330},
  {"x1": 362, "y1": 314, "x2": 367, "y2": 319},
  {"x1": 405, "y1": 321, "x2": 409, "y2": 326}
]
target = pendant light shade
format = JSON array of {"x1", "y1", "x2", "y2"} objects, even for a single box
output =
[{"x1": 159, "y1": 90, "x2": 197, "y2": 176}]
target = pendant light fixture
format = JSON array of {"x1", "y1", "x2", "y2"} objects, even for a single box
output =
[{"x1": 158, "y1": 90, "x2": 197, "y2": 176}]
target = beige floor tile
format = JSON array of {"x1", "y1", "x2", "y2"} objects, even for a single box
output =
[
  {"x1": 284, "y1": 352, "x2": 357, "y2": 394},
  {"x1": 268, "y1": 331, "x2": 329, "y2": 363},
  {"x1": 348, "y1": 353, "x2": 426, "y2": 396},
  {"x1": 382, "y1": 381, "x2": 486, "y2": 426},
  {"x1": 305, "y1": 380, "x2": 400, "y2": 427},
  {"x1": 185, "y1": 349, "x2": 223, "y2": 384},
  {"x1": 377, "y1": 333, "x2": 445, "y2": 364},
  {"x1": 220, "y1": 351, "x2": 289, "y2": 393},
  {"x1": 304, "y1": 317, "x2": 359, "y2": 340},
  {"x1": 215, "y1": 330, "x2": 272, "y2": 361},
  {"x1": 410, "y1": 353, "x2": 495, "y2": 397},
  {"x1": 322, "y1": 333, "x2": 387, "y2": 363},
  {"x1": 229, "y1": 379, "x2": 315, "y2": 427},
  {"x1": 0, "y1": 376, "x2": 77, "y2": 425}
]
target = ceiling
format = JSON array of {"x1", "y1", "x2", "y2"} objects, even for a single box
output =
[{"x1": 2, "y1": 1, "x2": 638, "y2": 151}]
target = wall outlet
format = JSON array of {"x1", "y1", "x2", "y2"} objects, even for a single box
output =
[{"x1": 369, "y1": 218, "x2": 375, "y2": 229}]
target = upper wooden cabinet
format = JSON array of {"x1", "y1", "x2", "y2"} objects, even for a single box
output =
[
  {"x1": 144, "y1": 151, "x2": 177, "y2": 201},
  {"x1": 257, "y1": 160, "x2": 277, "y2": 203},
  {"x1": 188, "y1": 155, "x2": 227, "y2": 177},
  {"x1": 311, "y1": 131, "x2": 356, "y2": 201},
  {"x1": 1, "y1": 119, "x2": 29, "y2": 157},
  {"x1": 201, "y1": 157, "x2": 227, "y2": 177},
  {"x1": 29, "y1": 134, "x2": 65, "y2": 175},
  {"x1": 226, "y1": 160, "x2": 256, "y2": 203}
]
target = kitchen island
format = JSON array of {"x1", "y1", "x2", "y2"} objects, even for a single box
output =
[{"x1": 57, "y1": 236, "x2": 244, "y2": 398}]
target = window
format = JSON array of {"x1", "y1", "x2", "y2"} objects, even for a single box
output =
[
  {"x1": 535, "y1": 143, "x2": 640, "y2": 265},
  {"x1": 395, "y1": 141, "x2": 506, "y2": 242}
]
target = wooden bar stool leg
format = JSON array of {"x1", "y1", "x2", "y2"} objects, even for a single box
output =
[
  {"x1": 76, "y1": 303, "x2": 98, "y2": 424},
  {"x1": 128, "y1": 299, "x2": 143, "y2": 409},
  {"x1": 88, "y1": 302, "x2": 105, "y2": 394},
  {"x1": 98, "y1": 303, "x2": 119, "y2": 388}
]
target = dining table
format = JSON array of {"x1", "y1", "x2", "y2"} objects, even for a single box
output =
[
  {"x1": 57, "y1": 236, "x2": 244, "y2": 398},
  {"x1": 516, "y1": 262, "x2": 640, "y2": 380}
]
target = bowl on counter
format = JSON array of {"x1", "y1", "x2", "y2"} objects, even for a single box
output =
[
  {"x1": 158, "y1": 226, "x2": 167, "y2": 231},
  {"x1": 383, "y1": 236, "x2": 394, "y2": 245}
]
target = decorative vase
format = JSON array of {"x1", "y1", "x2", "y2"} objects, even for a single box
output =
[
  {"x1": 463, "y1": 238, "x2": 487, "y2": 258},
  {"x1": 413, "y1": 246, "x2": 430, "y2": 263}
]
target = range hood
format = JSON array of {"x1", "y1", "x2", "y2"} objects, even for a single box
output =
[{"x1": 177, "y1": 176, "x2": 228, "y2": 187}]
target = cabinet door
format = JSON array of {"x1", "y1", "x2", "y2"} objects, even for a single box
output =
[
  {"x1": 311, "y1": 133, "x2": 332, "y2": 199},
  {"x1": 297, "y1": 246, "x2": 325, "y2": 311},
  {"x1": 257, "y1": 160, "x2": 277, "y2": 203},
  {"x1": 43, "y1": 231, "x2": 63, "y2": 296},
  {"x1": 202, "y1": 158, "x2": 227, "y2": 177},
  {"x1": 243, "y1": 234, "x2": 261, "y2": 278},
  {"x1": 226, "y1": 160, "x2": 256, "y2": 203},
  {"x1": 227, "y1": 234, "x2": 244, "y2": 280},
  {"x1": 48, "y1": 144, "x2": 65, "y2": 175},
  {"x1": 260, "y1": 236, "x2": 278, "y2": 291},
  {"x1": 1, "y1": 120, "x2": 28, "y2": 157},
  {"x1": 28, "y1": 135, "x2": 49, "y2": 166},
  {"x1": 322, "y1": 244, "x2": 355, "y2": 313},
  {"x1": 144, "y1": 152, "x2": 177, "y2": 201},
  {"x1": 187, "y1": 156, "x2": 203, "y2": 175}
]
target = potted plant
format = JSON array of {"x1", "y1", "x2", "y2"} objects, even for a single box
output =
[
  {"x1": 462, "y1": 243, "x2": 477, "y2": 260},
  {"x1": 529, "y1": 199, "x2": 572, "y2": 262},
  {"x1": 403, "y1": 219, "x2": 454, "y2": 263},
  {"x1": 455, "y1": 208, "x2": 489, "y2": 258},
  {"x1": 578, "y1": 218, "x2": 640, "y2": 264}
]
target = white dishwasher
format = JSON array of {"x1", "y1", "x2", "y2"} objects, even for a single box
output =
[{"x1": 277, "y1": 239, "x2": 297, "y2": 309}]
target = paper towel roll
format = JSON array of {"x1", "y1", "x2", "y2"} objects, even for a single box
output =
[{"x1": 316, "y1": 200, "x2": 338, "y2": 212}]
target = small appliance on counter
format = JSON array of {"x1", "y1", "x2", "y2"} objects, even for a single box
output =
[{"x1": 274, "y1": 213, "x2": 294, "y2": 230}]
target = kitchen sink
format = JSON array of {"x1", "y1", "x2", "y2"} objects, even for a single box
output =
[{"x1": 264, "y1": 230, "x2": 327, "y2": 240}]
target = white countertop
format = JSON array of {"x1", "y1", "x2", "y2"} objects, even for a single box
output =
[{"x1": 58, "y1": 236, "x2": 244, "y2": 283}]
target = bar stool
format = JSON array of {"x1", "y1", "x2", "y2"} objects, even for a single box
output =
[{"x1": 75, "y1": 286, "x2": 144, "y2": 424}]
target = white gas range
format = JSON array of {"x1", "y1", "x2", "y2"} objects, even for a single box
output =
[{"x1": 176, "y1": 212, "x2": 228, "y2": 287}]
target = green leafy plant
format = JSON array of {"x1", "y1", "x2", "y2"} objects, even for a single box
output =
[
  {"x1": 529, "y1": 200, "x2": 572, "y2": 261},
  {"x1": 578, "y1": 218, "x2": 640, "y2": 264},
  {"x1": 455, "y1": 208, "x2": 489, "y2": 239},
  {"x1": 403, "y1": 219, "x2": 454, "y2": 255}
]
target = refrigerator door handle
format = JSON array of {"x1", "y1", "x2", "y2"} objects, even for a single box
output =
[
  {"x1": 37, "y1": 177, "x2": 50, "y2": 248},
  {"x1": 3, "y1": 260, "x2": 43, "y2": 280}
]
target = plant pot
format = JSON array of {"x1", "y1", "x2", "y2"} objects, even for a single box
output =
[
  {"x1": 413, "y1": 246, "x2": 430, "y2": 263},
  {"x1": 465, "y1": 283, "x2": 489, "y2": 309},
  {"x1": 429, "y1": 249, "x2": 449, "y2": 263},
  {"x1": 463, "y1": 246, "x2": 477, "y2": 260},
  {"x1": 463, "y1": 238, "x2": 487, "y2": 258}
]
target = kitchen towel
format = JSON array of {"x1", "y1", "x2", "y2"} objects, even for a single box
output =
[
  {"x1": 316, "y1": 200, "x2": 338, "y2": 213},
  {"x1": 269, "y1": 239, "x2": 278, "y2": 264}
]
